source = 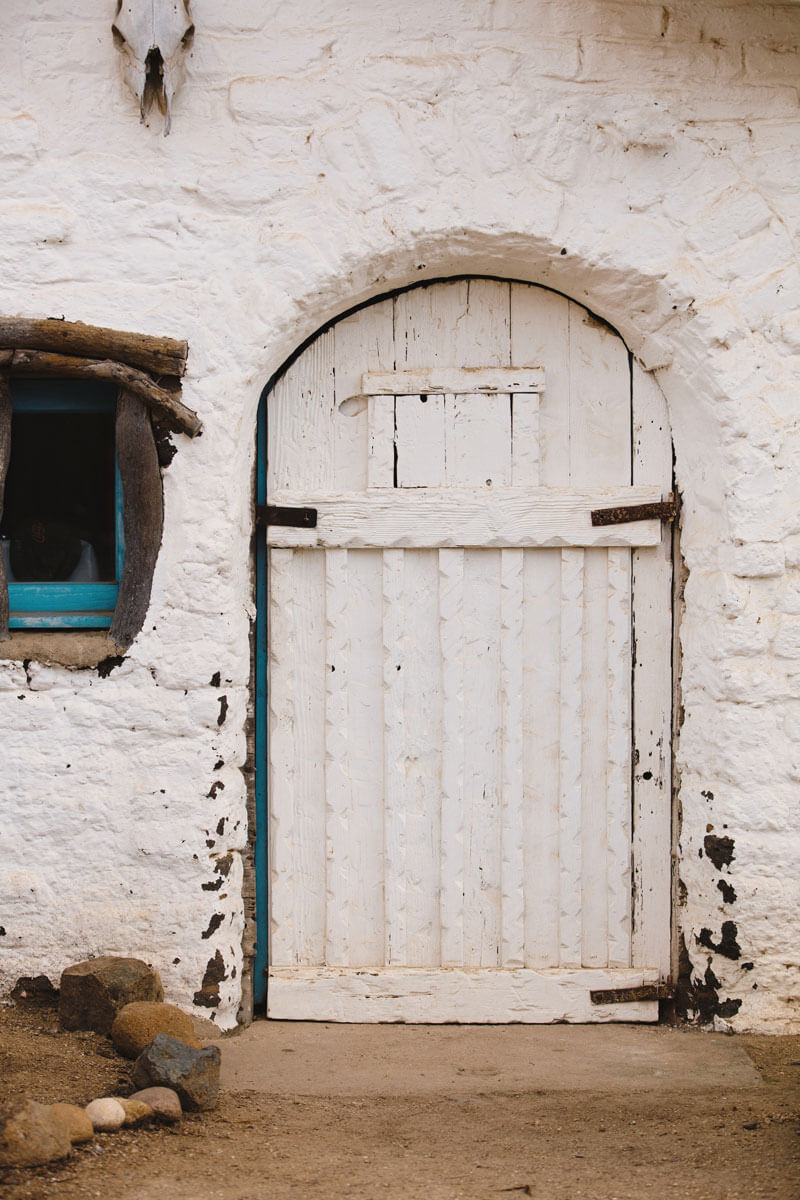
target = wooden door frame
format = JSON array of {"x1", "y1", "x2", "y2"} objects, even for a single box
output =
[
  {"x1": 251, "y1": 276, "x2": 677, "y2": 1015},
  {"x1": 253, "y1": 391, "x2": 269, "y2": 1007}
]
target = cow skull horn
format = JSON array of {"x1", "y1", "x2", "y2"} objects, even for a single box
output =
[{"x1": 112, "y1": 1, "x2": 194, "y2": 135}]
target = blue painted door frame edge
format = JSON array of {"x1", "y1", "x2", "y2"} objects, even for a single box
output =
[{"x1": 253, "y1": 389, "x2": 269, "y2": 1006}]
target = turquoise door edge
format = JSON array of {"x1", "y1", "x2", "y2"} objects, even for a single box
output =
[{"x1": 253, "y1": 389, "x2": 269, "y2": 1007}]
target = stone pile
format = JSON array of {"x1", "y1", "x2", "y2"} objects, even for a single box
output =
[{"x1": 1, "y1": 956, "x2": 221, "y2": 1170}]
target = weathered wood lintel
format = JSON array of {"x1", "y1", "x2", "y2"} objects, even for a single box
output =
[
  {"x1": 0, "y1": 317, "x2": 187, "y2": 377},
  {"x1": 0, "y1": 374, "x2": 11, "y2": 641},
  {"x1": 109, "y1": 390, "x2": 165, "y2": 651},
  {"x1": 9, "y1": 350, "x2": 202, "y2": 438}
]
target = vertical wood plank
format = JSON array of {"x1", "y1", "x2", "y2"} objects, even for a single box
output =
[
  {"x1": 509, "y1": 284, "x2": 570, "y2": 485},
  {"x1": 382, "y1": 548, "x2": 407, "y2": 965},
  {"x1": 559, "y1": 547, "x2": 584, "y2": 968},
  {"x1": 292, "y1": 550, "x2": 328, "y2": 965},
  {"x1": 269, "y1": 328, "x2": 335, "y2": 491},
  {"x1": 580, "y1": 547, "x2": 609, "y2": 967},
  {"x1": 448, "y1": 278, "x2": 511, "y2": 366},
  {"x1": 402, "y1": 549, "x2": 443, "y2": 965},
  {"x1": 523, "y1": 548, "x2": 562, "y2": 966},
  {"x1": 324, "y1": 547, "x2": 351, "y2": 966},
  {"x1": 367, "y1": 395, "x2": 395, "y2": 489},
  {"x1": 334, "y1": 299, "x2": 395, "y2": 491},
  {"x1": 462, "y1": 548, "x2": 502, "y2": 966},
  {"x1": 568, "y1": 309, "x2": 631, "y2": 487},
  {"x1": 445, "y1": 393, "x2": 511, "y2": 487},
  {"x1": 0, "y1": 377, "x2": 13, "y2": 640},
  {"x1": 606, "y1": 546, "x2": 632, "y2": 968},
  {"x1": 631, "y1": 363, "x2": 673, "y2": 977},
  {"x1": 500, "y1": 547, "x2": 525, "y2": 967},
  {"x1": 511, "y1": 392, "x2": 540, "y2": 486},
  {"x1": 395, "y1": 394, "x2": 446, "y2": 487},
  {"x1": 345, "y1": 549, "x2": 385, "y2": 965},
  {"x1": 439, "y1": 547, "x2": 465, "y2": 966},
  {"x1": 396, "y1": 278, "x2": 511, "y2": 371},
  {"x1": 267, "y1": 548, "x2": 297, "y2": 967}
]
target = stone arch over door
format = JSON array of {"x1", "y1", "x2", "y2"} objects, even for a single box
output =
[{"x1": 257, "y1": 277, "x2": 674, "y2": 1022}]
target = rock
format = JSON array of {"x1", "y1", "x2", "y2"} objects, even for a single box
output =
[
  {"x1": 10, "y1": 975, "x2": 58, "y2": 1002},
  {"x1": 111, "y1": 1001, "x2": 201, "y2": 1058},
  {"x1": 115, "y1": 1098, "x2": 154, "y2": 1127},
  {"x1": 191, "y1": 1014, "x2": 223, "y2": 1040},
  {"x1": 0, "y1": 1099, "x2": 73, "y2": 1167},
  {"x1": 59, "y1": 957, "x2": 163, "y2": 1034},
  {"x1": 132, "y1": 1034, "x2": 221, "y2": 1112},
  {"x1": 48, "y1": 1103, "x2": 94, "y2": 1145},
  {"x1": 128, "y1": 1087, "x2": 182, "y2": 1124},
  {"x1": 85, "y1": 1097, "x2": 126, "y2": 1132}
]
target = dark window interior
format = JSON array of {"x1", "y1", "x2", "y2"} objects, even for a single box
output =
[{"x1": 1, "y1": 410, "x2": 117, "y2": 582}]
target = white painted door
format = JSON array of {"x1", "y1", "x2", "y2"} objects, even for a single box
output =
[{"x1": 265, "y1": 279, "x2": 672, "y2": 1022}]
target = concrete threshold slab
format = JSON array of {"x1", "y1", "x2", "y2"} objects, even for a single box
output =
[{"x1": 219, "y1": 1022, "x2": 761, "y2": 1096}]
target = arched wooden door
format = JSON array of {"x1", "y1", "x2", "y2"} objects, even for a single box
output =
[{"x1": 263, "y1": 279, "x2": 672, "y2": 1022}]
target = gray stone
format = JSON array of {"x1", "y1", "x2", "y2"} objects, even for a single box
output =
[
  {"x1": 59, "y1": 957, "x2": 164, "y2": 1033},
  {"x1": 132, "y1": 1034, "x2": 221, "y2": 1112},
  {"x1": 127, "y1": 1086, "x2": 182, "y2": 1123},
  {"x1": 0, "y1": 1099, "x2": 72, "y2": 1167}
]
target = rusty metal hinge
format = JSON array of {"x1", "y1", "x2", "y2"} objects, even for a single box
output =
[
  {"x1": 256, "y1": 504, "x2": 318, "y2": 529},
  {"x1": 590, "y1": 983, "x2": 674, "y2": 1005},
  {"x1": 591, "y1": 494, "x2": 676, "y2": 528}
]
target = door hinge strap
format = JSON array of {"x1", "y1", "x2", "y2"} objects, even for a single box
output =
[
  {"x1": 256, "y1": 504, "x2": 318, "y2": 529},
  {"x1": 590, "y1": 983, "x2": 674, "y2": 1005},
  {"x1": 591, "y1": 495, "x2": 676, "y2": 527}
]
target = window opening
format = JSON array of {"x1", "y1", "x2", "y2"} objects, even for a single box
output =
[
  {"x1": 0, "y1": 317, "x2": 199, "y2": 646},
  {"x1": 0, "y1": 380, "x2": 122, "y2": 629}
]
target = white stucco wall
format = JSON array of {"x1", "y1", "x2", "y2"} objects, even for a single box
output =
[{"x1": 0, "y1": 0, "x2": 798, "y2": 1031}]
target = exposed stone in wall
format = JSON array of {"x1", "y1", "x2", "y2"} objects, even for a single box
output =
[{"x1": 0, "y1": 0, "x2": 798, "y2": 1030}]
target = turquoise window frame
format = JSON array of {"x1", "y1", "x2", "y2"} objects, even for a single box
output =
[{"x1": 6, "y1": 381, "x2": 124, "y2": 630}]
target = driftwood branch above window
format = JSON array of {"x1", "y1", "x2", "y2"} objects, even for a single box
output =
[
  {"x1": 0, "y1": 318, "x2": 187, "y2": 376},
  {"x1": 0, "y1": 349, "x2": 201, "y2": 438}
]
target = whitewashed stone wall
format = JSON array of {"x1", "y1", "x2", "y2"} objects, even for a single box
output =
[{"x1": 0, "y1": 0, "x2": 798, "y2": 1031}]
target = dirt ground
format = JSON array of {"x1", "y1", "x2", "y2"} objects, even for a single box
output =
[{"x1": 0, "y1": 996, "x2": 797, "y2": 1200}]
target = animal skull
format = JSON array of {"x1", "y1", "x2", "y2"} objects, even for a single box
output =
[{"x1": 112, "y1": 1, "x2": 194, "y2": 134}]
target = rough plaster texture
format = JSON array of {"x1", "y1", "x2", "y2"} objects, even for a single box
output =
[{"x1": 0, "y1": 0, "x2": 798, "y2": 1031}]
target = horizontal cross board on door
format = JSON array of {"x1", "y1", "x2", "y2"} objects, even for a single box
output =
[
  {"x1": 265, "y1": 487, "x2": 665, "y2": 548},
  {"x1": 358, "y1": 366, "x2": 545, "y2": 396}
]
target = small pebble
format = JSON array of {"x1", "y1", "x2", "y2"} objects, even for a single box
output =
[{"x1": 85, "y1": 1098, "x2": 126, "y2": 1133}]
